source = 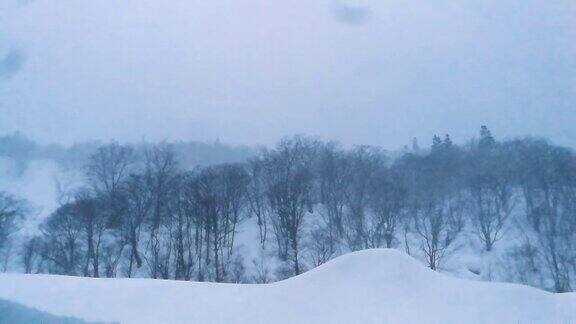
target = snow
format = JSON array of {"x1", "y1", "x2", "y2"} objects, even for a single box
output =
[
  {"x1": 0, "y1": 158, "x2": 75, "y2": 235},
  {"x1": 0, "y1": 249, "x2": 573, "y2": 324}
]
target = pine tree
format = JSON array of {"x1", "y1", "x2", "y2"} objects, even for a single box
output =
[
  {"x1": 432, "y1": 135, "x2": 442, "y2": 152},
  {"x1": 479, "y1": 125, "x2": 496, "y2": 150},
  {"x1": 443, "y1": 134, "x2": 453, "y2": 148}
]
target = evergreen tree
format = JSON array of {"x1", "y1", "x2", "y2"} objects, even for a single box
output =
[
  {"x1": 443, "y1": 134, "x2": 453, "y2": 149},
  {"x1": 431, "y1": 135, "x2": 442, "y2": 152},
  {"x1": 479, "y1": 125, "x2": 496, "y2": 150}
]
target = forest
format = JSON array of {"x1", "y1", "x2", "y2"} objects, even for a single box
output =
[{"x1": 0, "y1": 126, "x2": 575, "y2": 293}]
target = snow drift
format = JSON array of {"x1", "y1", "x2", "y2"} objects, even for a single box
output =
[{"x1": 0, "y1": 249, "x2": 574, "y2": 324}]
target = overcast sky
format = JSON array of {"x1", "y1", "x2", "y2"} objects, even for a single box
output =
[{"x1": 0, "y1": 0, "x2": 575, "y2": 148}]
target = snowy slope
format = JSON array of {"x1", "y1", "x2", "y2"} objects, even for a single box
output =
[
  {"x1": 0, "y1": 158, "x2": 79, "y2": 235},
  {"x1": 0, "y1": 249, "x2": 574, "y2": 324}
]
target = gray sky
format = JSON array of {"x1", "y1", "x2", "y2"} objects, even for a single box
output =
[{"x1": 0, "y1": 0, "x2": 575, "y2": 148}]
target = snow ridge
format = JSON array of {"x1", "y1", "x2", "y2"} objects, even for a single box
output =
[{"x1": 0, "y1": 249, "x2": 574, "y2": 324}]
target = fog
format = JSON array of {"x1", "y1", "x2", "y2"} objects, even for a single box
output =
[{"x1": 0, "y1": 0, "x2": 575, "y2": 148}]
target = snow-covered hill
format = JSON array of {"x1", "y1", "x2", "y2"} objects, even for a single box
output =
[{"x1": 0, "y1": 249, "x2": 573, "y2": 324}]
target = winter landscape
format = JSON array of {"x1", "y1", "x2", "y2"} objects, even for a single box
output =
[{"x1": 1, "y1": 0, "x2": 576, "y2": 323}]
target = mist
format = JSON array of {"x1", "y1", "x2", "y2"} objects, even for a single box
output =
[
  {"x1": 0, "y1": 0, "x2": 575, "y2": 148},
  {"x1": 1, "y1": 2, "x2": 576, "y2": 320}
]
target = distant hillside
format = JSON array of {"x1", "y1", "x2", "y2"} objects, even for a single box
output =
[{"x1": 0, "y1": 132, "x2": 255, "y2": 173}]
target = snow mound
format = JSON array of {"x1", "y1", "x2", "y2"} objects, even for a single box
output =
[{"x1": 0, "y1": 249, "x2": 574, "y2": 324}]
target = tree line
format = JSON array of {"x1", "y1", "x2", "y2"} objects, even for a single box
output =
[{"x1": 2, "y1": 126, "x2": 575, "y2": 292}]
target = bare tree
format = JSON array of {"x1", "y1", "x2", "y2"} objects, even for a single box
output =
[
  {"x1": 171, "y1": 175, "x2": 196, "y2": 280},
  {"x1": 74, "y1": 190, "x2": 106, "y2": 277},
  {"x1": 403, "y1": 135, "x2": 465, "y2": 270},
  {"x1": 341, "y1": 145, "x2": 384, "y2": 251},
  {"x1": 412, "y1": 193, "x2": 466, "y2": 270},
  {"x1": 468, "y1": 182, "x2": 515, "y2": 252},
  {"x1": 40, "y1": 203, "x2": 83, "y2": 275},
  {"x1": 219, "y1": 164, "x2": 250, "y2": 259},
  {"x1": 22, "y1": 236, "x2": 42, "y2": 274},
  {"x1": 86, "y1": 142, "x2": 135, "y2": 198},
  {"x1": 261, "y1": 136, "x2": 319, "y2": 276},
  {"x1": 143, "y1": 144, "x2": 179, "y2": 279},
  {"x1": 122, "y1": 174, "x2": 152, "y2": 277},
  {"x1": 467, "y1": 142, "x2": 516, "y2": 251},
  {"x1": 186, "y1": 164, "x2": 249, "y2": 282},
  {"x1": 246, "y1": 159, "x2": 270, "y2": 247},
  {"x1": 316, "y1": 143, "x2": 350, "y2": 254},
  {"x1": 515, "y1": 139, "x2": 576, "y2": 292},
  {"x1": 366, "y1": 169, "x2": 407, "y2": 248},
  {"x1": 85, "y1": 142, "x2": 136, "y2": 276},
  {"x1": 0, "y1": 192, "x2": 26, "y2": 252},
  {"x1": 306, "y1": 225, "x2": 336, "y2": 267},
  {"x1": 86, "y1": 142, "x2": 135, "y2": 227},
  {"x1": 251, "y1": 248, "x2": 273, "y2": 283}
]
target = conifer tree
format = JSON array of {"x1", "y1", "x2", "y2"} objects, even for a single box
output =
[
  {"x1": 479, "y1": 125, "x2": 496, "y2": 150},
  {"x1": 432, "y1": 135, "x2": 442, "y2": 152}
]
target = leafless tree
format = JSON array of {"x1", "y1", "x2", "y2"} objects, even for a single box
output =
[
  {"x1": 316, "y1": 143, "x2": 350, "y2": 253},
  {"x1": 467, "y1": 144, "x2": 516, "y2": 251},
  {"x1": 85, "y1": 142, "x2": 136, "y2": 276},
  {"x1": 170, "y1": 175, "x2": 196, "y2": 280},
  {"x1": 261, "y1": 136, "x2": 319, "y2": 275},
  {"x1": 74, "y1": 190, "x2": 106, "y2": 277},
  {"x1": 86, "y1": 142, "x2": 135, "y2": 198},
  {"x1": 143, "y1": 144, "x2": 179, "y2": 279},
  {"x1": 122, "y1": 174, "x2": 152, "y2": 277},
  {"x1": 40, "y1": 203, "x2": 83, "y2": 275},
  {"x1": 412, "y1": 193, "x2": 466, "y2": 270},
  {"x1": 366, "y1": 169, "x2": 407, "y2": 248},
  {"x1": 402, "y1": 135, "x2": 466, "y2": 270},
  {"x1": 22, "y1": 236, "x2": 42, "y2": 274},
  {"x1": 0, "y1": 192, "x2": 27, "y2": 252},
  {"x1": 515, "y1": 139, "x2": 576, "y2": 292},
  {"x1": 306, "y1": 225, "x2": 336, "y2": 267},
  {"x1": 341, "y1": 145, "x2": 384, "y2": 250},
  {"x1": 246, "y1": 159, "x2": 270, "y2": 247},
  {"x1": 186, "y1": 164, "x2": 249, "y2": 282}
]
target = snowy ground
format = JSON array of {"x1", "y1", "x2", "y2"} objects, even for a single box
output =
[{"x1": 0, "y1": 249, "x2": 573, "y2": 324}]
